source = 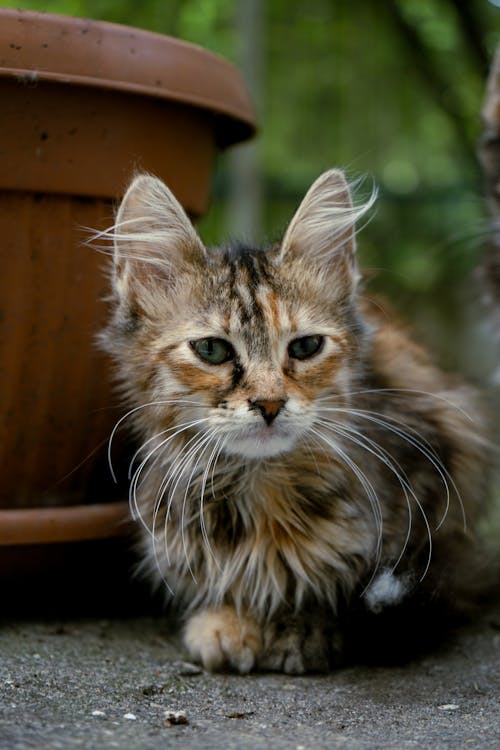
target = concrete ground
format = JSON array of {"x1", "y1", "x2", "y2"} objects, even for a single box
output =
[{"x1": 0, "y1": 606, "x2": 499, "y2": 750}]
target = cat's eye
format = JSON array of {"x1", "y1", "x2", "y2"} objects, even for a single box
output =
[
  {"x1": 190, "y1": 337, "x2": 235, "y2": 365},
  {"x1": 288, "y1": 334, "x2": 324, "y2": 361}
]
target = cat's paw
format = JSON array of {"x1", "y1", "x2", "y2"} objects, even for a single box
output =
[
  {"x1": 183, "y1": 606, "x2": 262, "y2": 674},
  {"x1": 258, "y1": 616, "x2": 337, "y2": 674}
]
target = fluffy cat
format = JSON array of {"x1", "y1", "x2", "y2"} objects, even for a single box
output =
[{"x1": 101, "y1": 169, "x2": 491, "y2": 673}]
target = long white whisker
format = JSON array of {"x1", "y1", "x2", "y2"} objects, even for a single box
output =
[
  {"x1": 308, "y1": 426, "x2": 384, "y2": 590},
  {"x1": 198, "y1": 433, "x2": 224, "y2": 570},
  {"x1": 157, "y1": 430, "x2": 213, "y2": 569},
  {"x1": 107, "y1": 398, "x2": 204, "y2": 482},
  {"x1": 146, "y1": 429, "x2": 209, "y2": 591},
  {"x1": 158, "y1": 430, "x2": 208, "y2": 519},
  {"x1": 320, "y1": 406, "x2": 465, "y2": 531},
  {"x1": 163, "y1": 431, "x2": 215, "y2": 580},
  {"x1": 128, "y1": 417, "x2": 209, "y2": 481},
  {"x1": 316, "y1": 388, "x2": 473, "y2": 422},
  {"x1": 317, "y1": 418, "x2": 431, "y2": 580},
  {"x1": 321, "y1": 405, "x2": 443, "y2": 461},
  {"x1": 210, "y1": 439, "x2": 227, "y2": 501},
  {"x1": 356, "y1": 409, "x2": 463, "y2": 532},
  {"x1": 142, "y1": 418, "x2": 209, "y2": 517},
  {"x1": 179, "y1": 430, "x2": 220, "y2": 583},
  {"x1": 128, "y1": 418, "x2": 211, "y2": 533}
]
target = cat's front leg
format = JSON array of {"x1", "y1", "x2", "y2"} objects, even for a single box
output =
[
  {"x1": 183, "y1": 606, "x2": 262, "y2": 674},
  {"x1": 258, "y1": 613, "x2": 340, "y2": 674}
]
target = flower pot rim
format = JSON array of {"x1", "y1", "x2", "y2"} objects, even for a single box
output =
[
  {"x1": 0, "y1": 502, "x2": 132, "y2": 546},
  {"x1": 0, "y1": 8, "x2": 256, "y2": 147}
]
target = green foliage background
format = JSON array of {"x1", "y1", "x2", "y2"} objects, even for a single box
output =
[{"x1": 3, "y1": 0, "x2": 500, "y2": 369}]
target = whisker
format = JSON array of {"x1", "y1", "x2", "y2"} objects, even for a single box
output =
[
  {"x1": 308, "y1": 426, "x2": 384, "y2": 590},
  {"x1": 128, "y1": 416, "x2": 209, "y2": 481},
  {"x1": 319, "y1": 406, "x2": 465, "y2": 531},
  {"x1": 147, "y1": 429, "x2": 209, "y2": 592},
  {"x1": 164, "y1": 431, "x2": 216, "y2": 581},
  {"x1": 198, "y1": 433, "x2": 224, "y2": 569},
  {"x1": 321, "y1": 404, "x2": 443, "y2": 460},
  {"x1": 107, "y1": 398, "x2": 204, "y2": 482},
  {"x1": 356, "y1": 409, "x2": 463, "y2": 532},
  {"x1": 149, "y1": 429, "x2": 206, "y2": 543},
  {"x1": 317, "y1": 388, "x2": 473, "y2": 422},
  {"x1": 128, "y1": 418, "x2": 211, "y2": 534},
  {"x1": 317, "y1": 418, "x2": 433, "y2": 581},
  {"x1": 210, "y1": 438, "x2": 226, "y2": 501},
  {"x1": 179, "y1": 430, "x2": 221, "y2": 583},
  {"x1": 158, "y1": 430, "x2": 213, "y2": 569}
]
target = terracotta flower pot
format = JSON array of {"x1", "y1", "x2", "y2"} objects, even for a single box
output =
[{"x1": 0, "y1": 9, "x2": 255, "y2": 595}]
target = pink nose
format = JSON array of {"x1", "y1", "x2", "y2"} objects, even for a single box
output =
[{"x1": 250, "y1": 399, "x2": 286, "y2": 425}]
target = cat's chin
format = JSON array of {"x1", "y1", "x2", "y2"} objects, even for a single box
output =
[{"x1": 222, "y1": 431, "x2": 298, "y2": 460}]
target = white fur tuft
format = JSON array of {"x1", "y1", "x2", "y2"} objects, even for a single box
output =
[{"x1": 364, "y1": 569, "x2": 411, "y2": 613}]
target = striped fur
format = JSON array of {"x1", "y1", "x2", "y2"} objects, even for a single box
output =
[{"x1": 101, "y1": 170, "x2": 492, "y2": 674}]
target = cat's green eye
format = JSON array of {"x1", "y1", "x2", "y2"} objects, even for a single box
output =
[
  {"x1": 191, "y1": 337, "x2": 235, "y2": 365},
  {"x1": 288, "y1": 334, "x2": 324, "y2": 361}
]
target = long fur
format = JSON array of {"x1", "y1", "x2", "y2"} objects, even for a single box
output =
[{"x1": 101, "y1": 169, "x2": 493, "y2": 674}]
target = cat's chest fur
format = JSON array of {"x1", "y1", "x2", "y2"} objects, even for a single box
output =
[{"x1": 139, "y1": 433, "x2": 397, "y2": 616}]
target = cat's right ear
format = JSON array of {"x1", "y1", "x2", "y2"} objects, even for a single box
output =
[{"x1": 110, "y1": 173, "x2": 206, "y2": 307}]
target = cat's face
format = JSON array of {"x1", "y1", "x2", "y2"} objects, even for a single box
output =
[
  {"x1": 105, "y1": 170, "x2": 374, "y2": 460},
  {"x1": 151, "y1": 252, "x2": 358, "y2": 459}
]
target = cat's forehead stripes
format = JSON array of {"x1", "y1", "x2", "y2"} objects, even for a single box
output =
[
  {"x1": 219, "y1": 246, "x2": 298, "y2": 355},
  {"x1": 255, "y1": 284, "x2": 297, "y2": 336},
  {"x1": 221, "y1": 248, "x2": 274, "y2": 355}
]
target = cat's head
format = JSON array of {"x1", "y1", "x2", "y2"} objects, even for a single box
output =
[{"x1": 103, "y1": 169, "x2": 376, "y2": 460}]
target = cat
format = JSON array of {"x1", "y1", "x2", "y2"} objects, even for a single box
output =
[{"x1": 100, "y1": 168, "x2": 492, "y2": 674}]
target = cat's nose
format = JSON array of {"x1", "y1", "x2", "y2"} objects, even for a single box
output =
[{"x1": 250, "y1": 398, "x2": 287, "y2": 426}]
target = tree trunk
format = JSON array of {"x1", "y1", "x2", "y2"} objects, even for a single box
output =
[
  {"x1": 226, "y1": 0, "x2": 264, "y2": 243},
  {"x1": 477, "y1": 46, "x2": 500, "y2": 366}
]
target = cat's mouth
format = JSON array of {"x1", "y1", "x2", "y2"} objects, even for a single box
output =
[{"x1": 221, "y1": 422, "x2": 299, "y2": 459}]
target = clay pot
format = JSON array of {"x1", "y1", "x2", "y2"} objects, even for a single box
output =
[{"x1": 0, "y1": 9, "x2": 255, "y2": 588}]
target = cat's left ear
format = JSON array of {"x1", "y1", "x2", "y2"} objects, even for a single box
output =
[{"x1": 279, "y1": 169, "x2": 376, "y2": 291}]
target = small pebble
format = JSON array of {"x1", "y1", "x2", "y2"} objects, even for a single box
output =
[
  {"x1": 224, "y1": 711, "x2": 254, "y2": 719},
  {"x1": 91, "y1": 710, "x2": 106, "y2": 718},
  {"x1": 438, "y1": 704, "x2": 459, "y2": 711},
  {"x1": 164, "y1": 709, "x2": 189, "y2": 726},
  {"x1": 123, "y1": 712, "x2": 137, "y2": 720}
]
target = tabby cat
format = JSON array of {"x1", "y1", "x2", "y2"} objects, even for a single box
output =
[{"x1": 101, "y1": 169, "x2": 491, "y2": 673}]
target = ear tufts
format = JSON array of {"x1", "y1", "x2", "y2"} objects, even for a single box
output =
[
  {"x1": 98, "y1": 173, "x2": 206, "y2": 303},
  {"x1": 280, "y1": 169, "x2": 377, "y2": 269},
  {"x1": 112, "y1": 173, "x2": 204, "y2": 266}
]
